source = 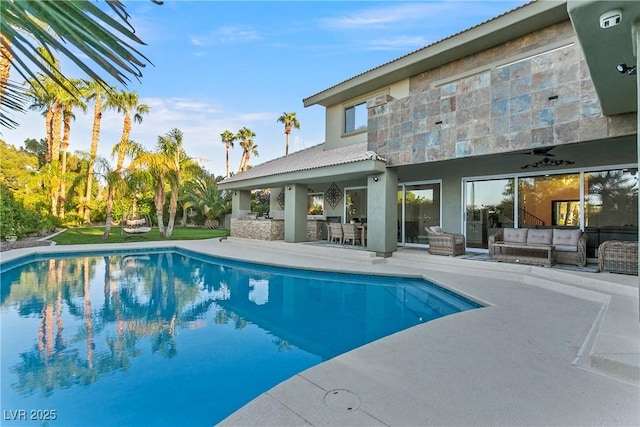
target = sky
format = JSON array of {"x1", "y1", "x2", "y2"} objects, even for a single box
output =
[{"x1": 3, "y1": 0, "x2": 528, "y2": 178}]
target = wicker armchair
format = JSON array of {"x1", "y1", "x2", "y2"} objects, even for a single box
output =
[
  {"x1": 598, "y1": 240, "x2": 638, "y2": 275},
  {"x1": 425, "y1": 226, "x2": 465, "y2": 256}
]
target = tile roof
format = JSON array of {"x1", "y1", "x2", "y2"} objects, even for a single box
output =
[{"x1": 221, "y1": 142, "x2": 384, "y2": 184}]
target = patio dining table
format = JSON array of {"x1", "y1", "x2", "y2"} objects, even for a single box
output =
[{"x1": 357, "y1": 224, "x2": 367, "y2": 246}]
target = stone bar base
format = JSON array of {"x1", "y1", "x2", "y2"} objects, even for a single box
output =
[
  {"x1": 230, "y1": 218, "x2": 326, "y2": 242},
  {"x1": 231, "y1": 218, "x2": 284, "y2": 240}
]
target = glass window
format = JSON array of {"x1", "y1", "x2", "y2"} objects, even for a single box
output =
[
  {"x1": 585, "y1": 169, "x2": 638, "y2": 256},
  {"x1": 344, "y1": 102, "x2": 367, "y2": 133},
  {"x1": 397, "y1": 183, "x2": 441, "y2": 245},
  {"x1": 518, "y1": 173, "x2": 580, "y2": 228},
  {"x1": 465, "y1": 179, "x2": 514, "y2": 249},
  {"x1": 307, "y1": 193, "x2": 324, "y2": 218},
  {"x1": 345, "y1": 189, "x2": 367, "y2": 223}
]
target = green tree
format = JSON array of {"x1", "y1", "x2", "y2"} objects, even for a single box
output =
[{"x1": 277, "y1": 112, "x2": 300, "y2": 156}]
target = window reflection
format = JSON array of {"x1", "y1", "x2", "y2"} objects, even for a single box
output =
[
  {"x1": 465, "y1": 179, "x2": 514, "y2": 249},
  {"x1": 345, "y1": 189, "x2": 367, "y2": 223},
  {"x1": 585, "y1": 169, "x2": 638, "y2": 255},
  {"x1": 398, "y1": 183, "x2": 441, "y2": 245},
  {"x1": 518, "y1": 173, "x2": 580, "y2": 228}
]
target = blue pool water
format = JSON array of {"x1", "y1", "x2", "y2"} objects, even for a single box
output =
[{"x1": 1, "y1": 249, "x2": 480, "y2": 426}]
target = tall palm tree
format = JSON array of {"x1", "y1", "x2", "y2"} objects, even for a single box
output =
[
  {"x1": 277, "y1": 112, "x2": 300, "y2": 156},
  {"x1": 57, "y1": 78, "x2": 87, "y2": 219},
  {"x1": 79, "y1": 80, "x2": 115, "y2": 223},
  {"x1": 236, "y1": 127, "x2": 257, "y2": 172},
  {"x1": 112, "y1": 91, "x2": 150, "y2": 172},
  {"x1": 26, "y1": 76, "x2": 56, "y2": 162},
  {"x1": 220, "y1": 130, "x2": 236, "y2": 178}
]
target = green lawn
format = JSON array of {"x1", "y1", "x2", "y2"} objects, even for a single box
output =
[{"x1": 51, "y1": 226, "x2": 230, "y2": 245}]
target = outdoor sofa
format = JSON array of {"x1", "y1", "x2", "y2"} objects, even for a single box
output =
[{"x1": 489, "y1": 228, "x2": 587, "y2": 267}]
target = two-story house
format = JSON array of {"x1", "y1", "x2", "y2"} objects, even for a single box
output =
[{"x1": 220, "y1": 0, "x2": 639, "y2": 259}]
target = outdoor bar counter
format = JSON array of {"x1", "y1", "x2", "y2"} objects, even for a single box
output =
[{"x1": 230, "y1": 218, "x2": 324, "y2": 241}]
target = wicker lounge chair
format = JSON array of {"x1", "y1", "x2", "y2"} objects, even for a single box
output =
[{"x1": 425, "y1": 226, "x2": 465, "y2": 256}]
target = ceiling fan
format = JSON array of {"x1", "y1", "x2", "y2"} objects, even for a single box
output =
[
  {"x1": 506, "y1": 146, "x2": 557, "y2": 157},
  {"x1": 530, "y1": 146, "x2": 556, "y2": 156}
]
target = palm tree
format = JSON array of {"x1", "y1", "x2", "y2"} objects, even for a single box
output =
[
  {"x1": 112, "y1": 91, "x2": 150, "y2": 172},
  {"x1": 220, "y1": 130, "x2": 236, "y2": 178},
  {"x1": 102, "y1": 140, "x2": 144, "y2": 239},
  {"x1": 131, "y1": 128, "x2": 200, "y2": 238},
  {"x1": 183, "y1": 172, "x2": 229, "y2": 228},
  {"x1": 277, "y1": 112, "x2": 300, "y2": 155},
  {"x1": 79, "y1": 80, "x2": 115, "y2": 223},
  {"x1": 1, "y1": 0, "x2": 161, "y2": 120},
  {"x1": 26, "y1": 76, "x2": 57, "y2": 162},
  {"x1": 236, "y1": 127, "x2": 257, "y2": 172},
  {"x1": 58, "y1": 78, "x2": 87, "y2": 219}
]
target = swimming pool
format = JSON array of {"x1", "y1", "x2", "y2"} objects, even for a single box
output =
[{"x1": 1, "y1": 248, "x2": 480, "y2": 426}]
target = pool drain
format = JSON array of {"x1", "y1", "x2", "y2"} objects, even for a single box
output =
[{"x1": 324, "y1": 389, "x2": 361, "y2": 412}]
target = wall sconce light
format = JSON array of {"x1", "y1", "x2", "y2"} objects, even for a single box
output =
[
  {"x1": 233, "y1": 192, "x2": 237, "y2": 196},
  {"x1": 372, "y1": 176, "x2": 379, "y2": 182},
  {"x1": 616, "y1": 63, "x2": 637, "y2": 75},
  {"x1": 287, "y1": 186, "x2": 292, "y2": 190}
]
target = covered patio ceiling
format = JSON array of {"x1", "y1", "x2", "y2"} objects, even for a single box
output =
[
  {"x1": 218, "y1": 160, "x2": 386, "y2": 191},
  {"x1": 568, "y1": 0, "x2": 639, "y2": 116}
]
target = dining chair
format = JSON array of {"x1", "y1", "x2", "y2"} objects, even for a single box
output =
[{"x1": 341, "y1": 223, "x2": 361, "y2": 246}]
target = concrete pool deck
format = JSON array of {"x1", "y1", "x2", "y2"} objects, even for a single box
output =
[{"x1": 1, "y1": 237, "x2": 638, "y2": 426}]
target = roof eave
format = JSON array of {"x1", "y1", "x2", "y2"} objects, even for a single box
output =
[
  {"x1": 218, "y1": 160, "x2": 387, "y2": 191},
  {"x1": 303, "y1": 1, "x2": 569, "y2": 108}
]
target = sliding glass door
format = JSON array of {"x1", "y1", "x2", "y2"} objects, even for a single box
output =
[
  {"x1": 464, "y1": 166, "x2": 637, "y2": 255},
  {"x1": 465, "y1": 179, "x2": 514, "y2": 249},
  {"x1": 397, "y1": 182, "x2": 441, "y2": 246}
]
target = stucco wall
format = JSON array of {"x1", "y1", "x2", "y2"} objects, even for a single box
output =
[
  {"x1": 325, "y1": 81, "x2": 410, "y2": 150},
  {"x1": 367, "y1": 20, "x2": 637, "y2": 167}
]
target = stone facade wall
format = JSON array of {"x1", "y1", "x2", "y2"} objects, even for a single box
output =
[
  {"x1": 230, "y1": 218, "x2": 284, "y2": 240},
  {"x1": 307, "y1": 220, "x2": 324, "y2": 241},
  {"x1": 367, "y1": 20, "x2": 637, "y2": 167}
]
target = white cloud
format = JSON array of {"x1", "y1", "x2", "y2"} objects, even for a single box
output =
[
  {"x1": 320, "y1": 3, "x2": 449, "y2": 30},
  {"x1": 190, "y1": 26, "x2": 261, "y2": 46},
  {"x1": 366, "y1": 35, "x2": 431, "y2": 51}
]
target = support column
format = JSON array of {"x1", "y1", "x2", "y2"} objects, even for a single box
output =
[
  {"x1": 284, "y1": 184, "x2": 308, "y2": 242},
  {"x1": 231, "y1": 190, "x2": 251, "y2": 218},
  {"x1": 367, "y1": 169, "x2": 398, "y2": 257},
  {"x1": 633, "y1": 21, "x2": 640, "y2": 300},
  {"x1": 269, "y1": 187, "x2": 285, "y2": 219}
]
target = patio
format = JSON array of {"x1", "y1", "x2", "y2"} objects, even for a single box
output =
[{"x1": 1, "y1": 237, "x2": 637, "y2": 426}]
